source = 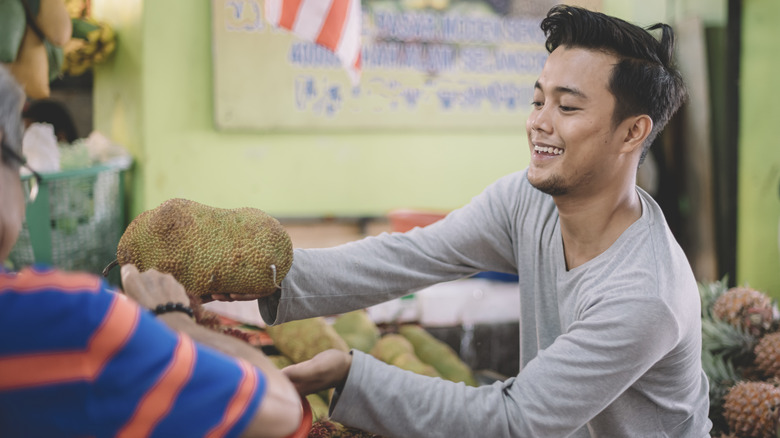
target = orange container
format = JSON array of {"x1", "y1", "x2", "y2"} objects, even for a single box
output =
[{"x1": 387, "y1": 209, "x2": 448, "y2": 233}]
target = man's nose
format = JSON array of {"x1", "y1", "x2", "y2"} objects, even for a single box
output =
[{"x1": 528, "y1": 106, "x2": 552, "y2": 133}]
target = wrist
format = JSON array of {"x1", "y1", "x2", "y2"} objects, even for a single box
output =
[
  {"x1": 336, "y1": 350, "x2": 353, "y2": 392},
  {"x1": 157, "y1": 310, "x2": 197, "y2": 327},
  {"x1": 150, "y1": 302, "x2": 195, "y2": 319}
]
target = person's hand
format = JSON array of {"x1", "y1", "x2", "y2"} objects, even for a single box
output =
[
  {"x1": 281, "y1": 349, "x2": 353, "y2": 396},
  {"x1": 120, "y1": 264, "x2": 189, "y2": 310},
  {"x1": 200, "y1": 293, "x2": 268, "y2": 303}
]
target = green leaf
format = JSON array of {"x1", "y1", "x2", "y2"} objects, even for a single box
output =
[
  {"x1": 71, "y1": 18, "x2": 100, "y2": 40},
  {"x1": 699, "y1": 276, "x2": 730, "y2": 318},
  {"x1": 701, "y1": 316, "x2": 757, "y2": 362},
  {"x1": 0, "y1": 0, "x2": 27, "y2": 62}
]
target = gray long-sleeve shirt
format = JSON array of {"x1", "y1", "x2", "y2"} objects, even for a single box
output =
[{"x1": 258, "y1": 170, "x2": 711, "y2": 437}]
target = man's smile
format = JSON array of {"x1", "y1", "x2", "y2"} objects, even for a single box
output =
[{"x1": 533, "y1": 144, "x2": 565, "y2": 155}]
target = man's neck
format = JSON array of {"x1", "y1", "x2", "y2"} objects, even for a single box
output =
[{"x1": 555, "y1": 183, "x2": 642, "y2": 270}]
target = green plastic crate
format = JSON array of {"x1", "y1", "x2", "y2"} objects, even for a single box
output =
[{"x1": 8, "y1": 160, "x2": 131, "y2": 285}]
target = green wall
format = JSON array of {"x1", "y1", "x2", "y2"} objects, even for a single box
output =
[
  {"x1": 93, "y1": 0, "x2": 526, "y2": 218},
  {"x1": 92, "y1": 0, "x2": 780, "y2": 295},
  {"x1": 737, "y1": 0, "x2": 780, "y2": 295}
]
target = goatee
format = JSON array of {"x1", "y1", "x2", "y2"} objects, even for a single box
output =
[{"x1": 527, "y1": 173, "x2": 569, "y2": 196}]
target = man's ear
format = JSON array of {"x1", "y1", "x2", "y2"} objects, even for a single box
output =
[{"x1": 621, "y1": 115, "x2": 653, "y2": 154}]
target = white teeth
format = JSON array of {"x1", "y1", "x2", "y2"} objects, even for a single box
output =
[{"x1": 534, "y1": 145, "x2": 564, "y2": 155}]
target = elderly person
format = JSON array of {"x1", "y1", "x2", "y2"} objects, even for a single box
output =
[{"x1": 0, "y1": 66, "x2": 302, "y2": 438}]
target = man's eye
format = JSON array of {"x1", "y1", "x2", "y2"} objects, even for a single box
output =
[
  {"x1": 559, "y1": 105, "x2": 578, "y2": 112},
  {"x1": 531, "y1": 101, "x2": 543, "y2": 108}
]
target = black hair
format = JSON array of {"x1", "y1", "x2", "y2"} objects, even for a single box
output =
[
  {"x1": 540, "y1": 5, "x2": 688, "y2": 164},
  {"x1": 23, "y1": 99, "x2": 79, "y2": 143}
]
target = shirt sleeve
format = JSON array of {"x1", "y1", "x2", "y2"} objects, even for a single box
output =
[
  {"x1": 330, "y1": 295, "x2": 679, "y2": 438},
  {"x1": 259, "y1": 171, "x2": 526, "y2": 325}
]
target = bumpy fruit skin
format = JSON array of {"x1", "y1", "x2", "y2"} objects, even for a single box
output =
[
  {"x1": 713, "y1": 286, "x2": 775, "y2": 336},
  {"x1": 399, "y1": 324, "x2": 477, "y2": 386},
  {"x1": 332, "y1": 310, "x2": 381, "y2": 353},
  {"x1": 264, "y1": 317, "x2": 349, "y2": 364},
  {"x1": 723, "y1": 381, "x2": 780, "y2": 438},
  {"x1": 755, "y1": 333, "x2": 780, "y2": 379},
  {"x1": 117, "y1": 198, "x2": 293, "y2": 297}
]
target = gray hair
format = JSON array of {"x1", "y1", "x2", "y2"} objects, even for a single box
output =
[{"x1": 0, "y1": 66, "x2": 26, "y2": 168}]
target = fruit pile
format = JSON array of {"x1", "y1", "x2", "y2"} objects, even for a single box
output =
[
  {"x1": 61, "y1": 0, "x2": 116, "y2": 77},
  {"x1": 700, "y1": 279, "x2": 780, "y2": 437},
  {"x1": 185, "y1": 296, "x2": 478, "y2": 438},
  {"x1": 265, "y1": 310, "x2": 479, "y2": 437},
  {"x1": 61, "y1": 17, "x2": 115, "y2": 77}
]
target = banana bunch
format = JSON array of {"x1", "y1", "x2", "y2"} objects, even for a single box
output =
[
  {"x1": 64, "y1": 0, "x2": 88, "y2": 19},
  {"x1": 61, "y1": 17, "x2": 116, "y2": 77}
]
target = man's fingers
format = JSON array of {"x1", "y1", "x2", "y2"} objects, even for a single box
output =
[
  {"x1": 120, "y1": 264, "x2": 138, "y2": 285},
  {"x1": 203, "y1": 294, "x2": 264, "y2": 302},
  {"x1": 230, "y1": 293, "x2": 264, "y2": 301}
]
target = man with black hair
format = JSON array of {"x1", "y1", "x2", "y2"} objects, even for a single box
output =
[{"x1": 221, "y1": 5, "x2": 711, "y2": 437}]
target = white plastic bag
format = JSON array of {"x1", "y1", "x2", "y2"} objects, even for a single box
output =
[{"x1": 22, "y1": 122, "x2": 60, "y2": 174}]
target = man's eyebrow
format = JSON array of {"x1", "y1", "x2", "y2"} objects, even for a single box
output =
[{"x1": 534, "y1": 80, "x2": 588, "y2": 99}]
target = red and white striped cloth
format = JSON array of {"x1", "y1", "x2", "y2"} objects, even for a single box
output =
[{"x1": 265, "y1": 0, "x2": 362, "y2": 85}]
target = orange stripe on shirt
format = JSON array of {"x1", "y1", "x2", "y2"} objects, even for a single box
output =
[
  {"x1": 278, "y1": 0, "x2": 303, "y2": 30},
  {"x1": 0, "y1": 294, "x2": 139, "y2": 390},
  {"x1": 205, "y1": 360, "x2": 259, "y2": 438},
  {"x1": 117, "y1": 335, "x2": 196, "y2": 438},
  {"x1": 0, "y1": 268, "x2": 101, "y2": 294},
  {"x1": 315, "y1": 0, "x2": 349, "y2": 52}
]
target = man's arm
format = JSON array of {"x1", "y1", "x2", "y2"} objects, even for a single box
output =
[{"x1": 120, "y1": 265, "x2": 303, "y2": 438}]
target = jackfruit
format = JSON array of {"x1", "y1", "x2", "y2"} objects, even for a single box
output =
[
  {"x1": 332, "y1": 310, "x2": 381, "y2": 353},
  {"x1": 106, "y1": 198, "x2": 293, "y2": 297},
  {"x1": 391, "y1": 352, "x2": 440, "y2": 377},
  {"x1": 399, "y1": 324, "x2": 477, "y2": 386},
  {"x1": 306, "y1": 393, "x2": 330, "y2": 422},
  {"x1": 265, "y1": 317, "x2": 349, "y2": 364},
  {"x1": 369, "y1": 334, "x2": 415, "y2": 364},
  {"x1": 268, "y1": 355, "x2": 293, "y2": 369}
]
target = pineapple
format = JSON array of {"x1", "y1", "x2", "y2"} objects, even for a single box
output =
[
  {"x1": 712, "y1": 286, "x2": 775, "y2": 336},
  {"x1": 722, "y1": 381, "x2": 780, "y2": 438},
  {"x1": 755, "y1": 333, "x2": 780, "y2": 379}
]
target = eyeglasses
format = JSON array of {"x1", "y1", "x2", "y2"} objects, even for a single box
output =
[{"x1": 1, "y1": 140, "x2": 42, "y2": 204}]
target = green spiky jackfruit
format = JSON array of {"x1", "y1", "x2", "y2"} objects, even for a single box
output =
[
  {"x1": 391, "y1": 352, "x2": 440, "y2": 377},
  {"x1": 332, "y1": 310, "x2": 381, "y2": 353},
  {"x1": 265, "y1": 317, "x2": 349, "y2": 364},
  {"x1": 369, "y1": 334, "x2": 415, "y2": 364},
  {"x1": 112, "y1": 198, "x2": 293, "y2": 297},
  {"x1": 399, "y1": 324, "x2": 477, "y2": 386},
  {"x1": 306, "y1": 394, "x2": 331, "y2": 422},
  {"x1": 268, "y1": 355, "x2": 293, "y2": 370}
]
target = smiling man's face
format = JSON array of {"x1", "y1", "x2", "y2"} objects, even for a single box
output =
[{"x1": 525, "y1": 46, "x2": 629, "y2": 198}]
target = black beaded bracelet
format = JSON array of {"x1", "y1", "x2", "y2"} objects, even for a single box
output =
[{"x1": 151, "y1": 302, "x2": 195, "y2": 318}]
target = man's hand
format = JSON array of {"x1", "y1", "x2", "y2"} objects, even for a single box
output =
[
  {"x1": 281, "y1": 349, "x2": 353, "y2": 396},
  {"x1": 200, "y1": 293, "x2": 268, "y2": 303},
  {"x1": 120, "y1": 264, "x2": 189, "y2": 310}
]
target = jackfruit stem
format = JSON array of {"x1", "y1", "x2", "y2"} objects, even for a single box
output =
[
  {"x1": 102, "y1": 259, "x2": 119, "y2": 277},
  {"x1": 271, "y1": 264, "x2": 282, "y2": 289}
]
